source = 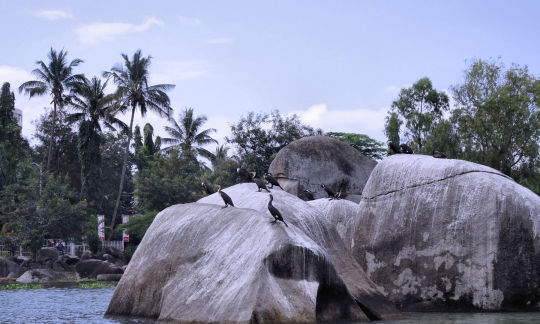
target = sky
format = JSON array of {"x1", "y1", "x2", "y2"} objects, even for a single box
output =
[{"x1": 1, "y1": 0, "x2": 539, "y2": 147}]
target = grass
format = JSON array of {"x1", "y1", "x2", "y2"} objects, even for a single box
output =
[
  {"x1": 78, "y1": 282, "x2": 115, "y2": 289},
  {"x1": 0, "y1": 283, "x2": 44, "y2": 290}
]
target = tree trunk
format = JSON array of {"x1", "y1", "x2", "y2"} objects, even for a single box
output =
[
  {"x1": 45, "y1": 101, "x2": 57, "y2": 173},
  {"x1": 108, "y1": 105, "x2": 136, "y2": 240}
]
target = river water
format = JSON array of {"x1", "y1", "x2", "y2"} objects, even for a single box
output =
[{"x1": 2, "y1": 287, "x2": 540, "y2": 323}]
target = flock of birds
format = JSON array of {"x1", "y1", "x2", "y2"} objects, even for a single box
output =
[{"x1": 387, "y1": 141, "x2": 447, "y2": 158}]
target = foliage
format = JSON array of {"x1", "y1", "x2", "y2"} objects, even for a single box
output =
[
  {"x1": 133, "y1": 123, "x2": 161, "y2": 171},
  {"x1": 0, "y1": 82, "x2": 15, "y2": 128},
  {"x1": 325, "y1": 132, "x2": 386, "y2": 160},
  {"x1": 389, "y1": 77, "x2": 449, "y2": 152},
  {"x1": 227, "y1": 111, "x2": 319, "y2": 176},
  {"x1": 78, "y1": 282, "x2": 115, "y2": 288},
  {"x1": 162, "y1": 107, "x2": 217, "y2": 160},
  {"x1": 117, "y1": 211, "x2": 158, "y2": 246},
  {"x1": 0, "y1": 283, "x2": 44, "y2": 290},
  {"x1": 451, "y1": 59, "x2": 540, "y2": 176}
]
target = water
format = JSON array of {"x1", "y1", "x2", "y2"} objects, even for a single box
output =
[{"x1": 2, "y1": 287, "x2": 540, "y2": 323}]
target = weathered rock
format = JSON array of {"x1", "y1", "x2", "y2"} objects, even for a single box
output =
[
  {"x1": 97, "y1": 273, "x2": 122, "y2": 281},
  {"x1": 80, "y1": 251, "x2": 93, "y2": 260},
  {"x1": 61, "y1": 255, "x2": 80, "y2": 265},
  {"x1": 16, "y1": 269, "x2": 77, "y2": 283},
  {"x1": 102, "y1": 253, "x2": 115, "y2": 263},
  {"x1": 52, "y1": 259, "x2": 70, "y2": 271},
  {"x1": 0, "y1": 257, "x2": 24, "y2": 278},
  {"x1": 104, "y1": 246, "x2": 124, "y2": 260},
  {"x1": 76, "y1": 259, "x2": 123, "y2": 278},
  {"x1": 307, "y1": 198, "x2": 360, "y2": 248},
  {"x1": 268, "y1": 136, "x2": 376, "y2": 202},
  {"x1": 352, "y1": 154, "x2": 540, "y2": 311},
  {"x1": 37, "y1": 247, "x2": 58, "y2": 263},
  {"x1": 107, "y1": 184, "x2": 401, "y2": 323}
]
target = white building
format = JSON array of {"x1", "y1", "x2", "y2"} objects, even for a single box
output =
[{"x1": 12, "y1": 108, "x2": 22, "y2": 128}]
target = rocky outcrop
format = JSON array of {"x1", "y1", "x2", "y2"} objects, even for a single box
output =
[
  {"x1": 97, "y1": 273, "x2": 122, "y2": 281},
  {"x1": 16, "y1": 269, "x2": 77, "y2": 283},
  {"x1": 37, "y1": 247, "x2": 58, "y2": 263},
  {"x1": 0, "y1": 257, "x2": 24, "y2": 278},
  {"x1": 76, "y1": 259, "x2": 123, "y2": 278},
  {"x1": 107, "y1": 184, "x2": 401, "y2": 323},
  {"x1": 268, "y1": 136, "x2": 376, "y2": 202},
  {"x1": 352, "y1": 154, "x2": 540, "y2": 311},
  {"x1": 307, "y1": 198, "x2": 360, "y2": 248}
]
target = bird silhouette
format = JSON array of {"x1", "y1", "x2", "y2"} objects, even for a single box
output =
[
  {"x1": 264, "y1": 172, "x2": 283, "y2": 190},
  {"x1": 217, "y1": 184, "x2": 234, "y2": 208},
  {"x1": 268, "y1": 194, "x2": 288, "y2": 227}
]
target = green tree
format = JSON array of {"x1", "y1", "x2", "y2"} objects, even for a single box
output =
[
  {"x1": 162, "y1": 107, "x2": 217, "y2": 160},
  {"x1": 227, "y1": 111, "x2": 319, "y2": 175},
  {"x1": 103, "y1": 50, "x2": 174, "y2": 238},
  {"x1": 390, "y1": 77, "x2": 449, "y2": 152},
  {"x1": 133, "y1": 123, "x2": 161, "y2": 171},
  {"x1": 0, "y1": 82, "x2": 15, "y2": 128},
  {"x1": 326, "y1": 132, "x2": 385, "y2": 160},
  {"x1": 18, "y1": 48, "x2": 84, "y2": 173},
  {"x1": 67, "y1": 76, "x2": 126, "y2": 208},
  {"x1": 451, "y1": 59, "x2": 540, "y2": 176}
]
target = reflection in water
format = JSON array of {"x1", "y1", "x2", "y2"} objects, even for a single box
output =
[{"x1": 2, "y1": 287, "x2": 540, "y2": 324}]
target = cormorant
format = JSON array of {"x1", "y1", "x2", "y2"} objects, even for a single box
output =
[
  {"x1": 433, "y1": 150, "x2": 447, "y2": 159},
  {"x1": 302, "y1": 189, "x2": 314, "y2": 201},
  {"x1": 201, "y1": 182, "x2": 214, "y2": 195},
  {"x1": 216, "y1": 184, "x2": 234, "y2": 208},
  {"x1": 387, "y1": 141, "x2": 401, "y2": 154},
  {"x1": 320, "y1": 184, "x2": 337, "y2": 200},
  {"x1": 400, "y1": 143, "x2": 413, "y2": 154},
  {"x1": 264, "y1": 172, "x2": 283, "y2": 190},
  {"x1": 268, "y1": 194, "x2": 288, "y2": 227},
  {"x1": 251, "y1": 172, "x2": 270, "y2": 192},
  {"x1": 236, "y1": 167, "x2": 252, "y2": 182}
]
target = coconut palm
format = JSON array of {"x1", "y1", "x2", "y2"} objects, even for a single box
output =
[
  {"x1": 162, "y1": 107, "x2": 218, "y2": 160},
  {"x1": 103, "y1": 50, "x2": 174, "y2": 238},
  {"x1": 67, "y1": 76, "x2": 127, "y2": 205},
  {"x1": 18, "y1": 48, "x2": 84, "y2": 173}
]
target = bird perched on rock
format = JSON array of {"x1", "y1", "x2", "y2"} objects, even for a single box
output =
[
  {"x1": 400, "y1": 143, "x2": 414, "y2": 154},
  {"x1": 201, "y1": 182, "x2": 214, "y2": 195},
  {"x1": 236, "y1": 167, "x2": 252, "y2": 183},
  {"x1": 251, "y1": 172, "x2": 270, "y2": 192},
  {"x1": 217, "y1": 184, "x2": 234, "y2": 208},
  {"x1": 302, "y1": 189, "x2": 314, "y2": 201},
  {"x1": 387, "y1": 141, "x2": 401, "y2": 154},
  {"x1": 433, "y1": 150, "x2": 447, "y2": 159},
  {"x1": 320, "y1": 184, "x2": 337, "y2": 200},
  {"x1": 268, "y1": 194, "x2": 288, "y2": 227},
  {"x1": 264, "y1": 172, "x2": 283, "y2": 190}
]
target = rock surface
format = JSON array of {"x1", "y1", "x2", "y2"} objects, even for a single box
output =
[
  {"x1": 352, "y1": 154, "x2": 540, "y2": 311},
  {"x1": 0, "y1": 257, "x2": 24, "y2": 278},
  {"x1": 107, "y1": 184, "x2": 401, "y2": 323},
  {"x1": 97, "y1": 273, "x2": 123, "y2": 281},
  {"x1": 76, "y1": 259, "x2": 123, "y2": 278},
  {"x1": 16, "y1": 269, "x2": 76, "y2": 283},
  {"x1": 307, "y1": 198, "x2": 360, "y2": 248},
  {"x1": 268, "y1": 136, "x2": 376, "y2": 202},
  {"x1": 37, "y1": 247, "x2": 58, "y2": 263}
]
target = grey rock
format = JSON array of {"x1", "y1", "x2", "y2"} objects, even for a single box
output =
[
  {"x1": 307, "y1": 198, "x2": 360, "y2": 248},
  {"x1": 76, "y1": 259, "x2": 123, "y2": 278},
  {"x1": 97, "y1": 273, "x2": 122, "y2": 281},
  {"x1": 0, "y1": 257, "x2": 24, "y2": 278},
  {"x1": 80, "y1": 251, "x2": 93, "y2": 260},
  {"x1": 102, "y1": 253, "x2": 115, "y2": 263},
  {"x1": 52, "y1": 260, "x2": 70, "y2": 271},
  {"x1": 61, "y1": 255, "x2": 80, "y2": 265},
  {"x1": 352, "y1": 154, "x2": 540, "y2": 311},
  {"x1": 37, "y1": 247, "x2": 58, "y2": 263},
  {"x1": 268, "y1": 136, "x2": 376, "y2": 201},
  {"x1": 107, "y1": 184, "x2": 401, "y2": 322},
  {"x1": 16, "y1": 269, "x2": 77, "y2": 283}
]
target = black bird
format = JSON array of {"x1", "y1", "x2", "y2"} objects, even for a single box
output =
[
  {"x1": 268, "y1": 194, "x2": 288, "y2": 227},
  {"x1": 201, "y1": 182, "x2": 214, "y2": 195},
  {"x1": 433, "y1": 150, "x2": 447, "y2": 159},
  {"x1": 264, "y1": 172, "x2": 283, "y2": 190},
  {"x1": 217, "y1": 184, "x2": 234, "y2": 208},
  {"x1": 320, "y1": 184, "x2": 337, "y2": 200},
  {"x1": 251, "y1": 172, "x2": 270, "y2": 192},
  {"x1": 236, "y1": 167, "x2": 252, "y2": 182},
  {"x1": 400, "y1": 143, "x2": 414, "y2": 154},
  {"x1": 302, "y1": 189, "x2": 314, "y2": 201},
  {"x1": 387, "y1": 141, "x2": 401, "y2": 154}
]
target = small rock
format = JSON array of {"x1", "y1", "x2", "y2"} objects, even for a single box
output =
[
  {"x1": 37, "y1": 247, "x2": 58, "y2": 263},
  {"x1": 97, "y1": 274, "x2": 122, "y2": 281},
  {"x1": 76, "y1": 259, "x2": 123, "y2": 278}
]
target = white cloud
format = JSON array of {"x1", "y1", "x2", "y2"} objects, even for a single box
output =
[
  {"x1": 179, "y1": 16, "x2": 202, "y2": 27},
  {"x1": 292, "y1": 104, "x2": 388, "y2": 141},
  {"x1": 151, "y1": 61, "x2": 209, "y2": 84},
  {"x1": 206, "y1": 37, "x2": 234, "y2": 44},
  {"x1": 32, "y1": 10, "x2": 73, "y2": 20},
  {"x1": 383, "y1": 85, "x2": 400, "y2": 98},
  {"x1": 0, "y1": 66, "x2": 33, "y2": 88},
  {"x1": 75, "y1": 17, "x2": 163, "y2": 45}
]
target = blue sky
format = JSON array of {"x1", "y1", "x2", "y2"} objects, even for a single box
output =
[{"x1": 1, "y1": 0, "x2": 539, "y2": 145}]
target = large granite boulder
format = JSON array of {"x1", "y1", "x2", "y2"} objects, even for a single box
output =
[
  {"x1": 0, "y1": 257, "x2": 24, "y2": 278},
  {"x1": 76, "y1": 259, "x2": 123, "y2": 278},
  {"x1": 352, "y1": 154, "x2": 540, "y2": 311},
  {"x1": 16, "y1": 269, "x2": 77, "y2": 283},
  {"x1": 107, "y1": 184, "x2": 401, "y2": 323},
  {"x1": 268, "y1": 136, "x2": 377, "y2": 202},
  {"x1": 307, "y1": 198, "x2": 360, "y2": 248}
]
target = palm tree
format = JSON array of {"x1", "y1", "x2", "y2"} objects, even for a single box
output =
[
  {"x1": 103, "y1": 50, "x2": 174, "y2": 239},
  {"x1": 162, "y1": 107, "x2": 218, "y2": 160},
  {"x1": 19, "y1": 48, "x2": 84, "y2": 173},
  {"x1": 67, "y1": 76, "x2": 127, "y2": 205}
]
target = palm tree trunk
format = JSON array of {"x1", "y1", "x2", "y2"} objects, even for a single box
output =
[
  {"x1": 45, "y1": 101, "x2": 57, "y2": 173},
  {"x1": 108, "y1": 105, "x2": 135, "y2": 240}
]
